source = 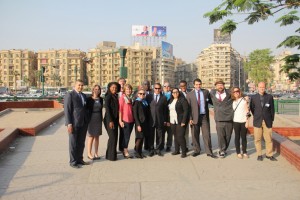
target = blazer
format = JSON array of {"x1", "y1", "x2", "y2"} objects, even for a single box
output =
[
  {"x1": 250, "y1": 93, "x2": 275, "y2": 128},
  {"x1": 133, "y1": 100, "x2": 150, "y2": 127},
  {"x1": 209, "y1": 89, "x2": 233, "y2": 122},
  {"x1": 149, "y1": 93, "x2": 168, "y2": 127},
  {"x1": 64, "y1": 90, "x2": 88, "y2": 127},
  {"x1": 86, "y1": 97, "x2": 103, "y2": 122},
  {"x1": 104, "y1": 93, "x2": 119, "y2": 124},
  {"x1": 167, "y1": 97, "x2": 189, "y2": 125},
  {"x1": 186, "y1": 89, "x2": 210, "y2": 123}
]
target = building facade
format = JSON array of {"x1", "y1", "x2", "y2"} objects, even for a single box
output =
[
  {"x1": 174, "y1": 63, "x2": 198, "y2": 88},
  {"x1": 0, "y1": 49, "x2": 37, "y2": 90}
]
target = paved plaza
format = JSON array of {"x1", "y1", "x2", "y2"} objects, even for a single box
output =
[{"x1": 0, "y1": 114, "x2": 300, "y2": 200}]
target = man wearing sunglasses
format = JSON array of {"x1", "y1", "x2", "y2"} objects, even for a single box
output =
[{"x1": 148, "y1": 83, "x2": 168, "y2": 156}]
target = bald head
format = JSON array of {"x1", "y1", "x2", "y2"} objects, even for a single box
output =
[{"x1": 258, "y1": 82, "x2": 266, "y2": 95}]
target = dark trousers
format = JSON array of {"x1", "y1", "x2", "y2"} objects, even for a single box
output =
[
  {"x1": 105, "y1": 122, "x2": 118, "y2": 161},
  {"x1": 143, "y1": 122, "x2": 150, "y2": 150},
  {"x1": 170, "y1": 123, "x2": 186, "y2": 154},
  {"x1": 69, "y1": 124, "x2": 88, "y2": 165},
  {"x1": 233, "y1": 122, "x2": 247, "y2": 154},
  {"x1": 150, "y1": 126, "x2": 164, "y2": 151},
  {"x1": 162, "y1": 126, "x2": 173, "y2": 149},
  {"x1": 118, "y1": 124, "x2": 124, "y2": 151},
  {"x1": 216, "y1": 121, "x2": 233, "y2": 152},
  {"x1": 122, "y1": 122, "x2": 134, "y2": 149},
  {"x1": 192, "y1": 114, "x2": 213, "y2": 154}
]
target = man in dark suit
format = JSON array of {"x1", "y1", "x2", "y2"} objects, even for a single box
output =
[
  {"x1": 186, "y1": 78, "x2": 217, "y2": 158},
  {"x1": 149, "y1": 83, "x2": 168, "y2": 156},
  {"x1": 64, "y1": 79, "x2": 89, "y2": 168},
  {"x1": 142, "y1": 80, "x2": 153, "y2": 151},
  {"x1": 179, "y1": 80, "x2": 190, "y2": 152},
  {"x1": 209, "y1": 79, "x2": 233, "y2": 158},
  {"x1": 250, "y1": 82, "x2": 277, "y2": 161}
]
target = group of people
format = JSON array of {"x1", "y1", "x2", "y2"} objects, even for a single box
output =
[{"x1": 64, "y1": 78, "x2": 276, "y2": 169}]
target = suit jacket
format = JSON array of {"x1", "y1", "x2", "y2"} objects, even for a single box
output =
[
  {"x1": 104, "y1": 93, "x2": 119, "y2": 124},
  {"x1": 167, "y1": 97, "x2": 189, "y2": 125},
  {"x1": 86, "y1": 97, "x2": 103, "y2": 122},
  {"x1": 209, "y1": 89, "x2": 233, "y2": 122},
  {"x1": 149, "y1": 93, "x2": 168, "y2": 127},
  {"x1": 64, "y1": 90, "x2": 88, "y2": 127},
  {"x1": 186, "y1": 89, "x2": 210, "y2": 123},
  {"x1": 133, "y1": 100, "x2": 150, "y2": 127},
  {"x1": 250, "y1": 93, "x2": 275, "y2": 128}
]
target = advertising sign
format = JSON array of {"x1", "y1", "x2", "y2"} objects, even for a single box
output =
[
  {"x1": 151, "y1": 26, "x2": 167, "y2": 37},
  {"x1": 132, "y1": 25, "x2": 149, "y2": 36},
  {"x1": 162, "y1": 41, "x2": 173, "y2": 59},
  {"x1": 214, "y1": 29, "x2": 231, "y2": 43}
]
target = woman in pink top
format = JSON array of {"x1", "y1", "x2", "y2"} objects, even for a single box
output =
[{"x1": 119, "y1": 84, "x2": 134, "y2": 158}]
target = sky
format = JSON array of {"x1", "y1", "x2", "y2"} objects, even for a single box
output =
[{"x1": 0, "y1": 0, "x2": 298, "y2": 63}]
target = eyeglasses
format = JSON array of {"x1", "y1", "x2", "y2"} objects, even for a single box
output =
[
  {"x1": 154, "y1": 88, "x2": 161, "y2": 90},
  {"x1": 138, "y1": 93, "x2": 145, "y2": 95},
  {"x1": 233, "y1": 91, "x2": 240, "y2": 93}
]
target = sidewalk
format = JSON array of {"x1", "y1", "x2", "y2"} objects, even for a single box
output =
[{"x1": 0, "y1": 114, "x2": 300, "y2": 200}]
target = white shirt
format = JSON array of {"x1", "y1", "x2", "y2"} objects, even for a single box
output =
[
  {"x1": 233, "y1": 97, "x2": 248, "y2": 123},
  {"x1": 215, "y1": 91, "x2": 226, "y2": 101},
  {"x1": 169, "y1": 99, "x2": 178, "y2": 124}
]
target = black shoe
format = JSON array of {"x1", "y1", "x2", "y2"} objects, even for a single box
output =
[
  {"x1": 257, "y1": 156, "x2": 263, "y2": 161},
  {"x1": 77, "y1": 160, "x2": 90, "y2": 165},
  {"x1": 157, "y1": 151, "x2": 163, "y2": 156},
  {"x1": 207, "y1": 154, "x2": 218, "y2": 159},
  {"x1": 172, "y1": 152, "x2": 180, "y2": 155},
  {"x1": 141, "y1": 153, "x2": 147, "y2": 158},
  {"x1": 266, "y1": 156, "x2": 277, "y2": 161},
  {"x1": 149, "y1": 151, "x2": 155, "y2": 157},
  {"x1": 192, "y1": 152, "x2": 200, "y2": 157},
  {"x1": 186, "y1": 148, "x2": 189, "y2": 152},
  {"x1": 181, "y1": 153, "x2": 187, "y2": 158},
  {"x1": 166, "y1": 147, "x2": 171, "y2": 152},
  {"x1": 70, "y1": 163, "x2": 81, "y2": 169},
  {"x1": 135, "y1": 153, "x2": 143, "y2": 159}
]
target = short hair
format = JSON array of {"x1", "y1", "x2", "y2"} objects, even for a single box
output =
[
  {"x1": 76, "y1": 79, "x2": 84, "y2": 83},
  {"x1": 193, "y1": 78, "x2": 202, "y2": 84},
  {"x1": 118, "y1": 77, "x2": 126, "y2": 82},
  {"x1": 179, "y1": 80, "x2": 187, "y2": 85},
  {"x1": 154, "y1": 82, "x2": 162, "y2": 88},
  {"x1": 124, "y1": 83, "x2": 133, "y2": 91}
]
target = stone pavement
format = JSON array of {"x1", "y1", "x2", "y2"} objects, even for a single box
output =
[{"x1": 0, "y1": 114, "x2": 300, "y2": 200}]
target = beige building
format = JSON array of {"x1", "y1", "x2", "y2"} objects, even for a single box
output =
[
  {"x1": 196, "y1": 43, "x2": 244, "y2": 89},
  {"x1": 86, "y1": 42, "x2": 158, "y2": 89},
  {"x1": 37, "y1": 49, "x2": 86, "y2": 88},
  {"x1": 272, "y1": 51, "x2": 299, "y2": 91},
  {"x1": 0, "y1": 49, "x2": 37, "y2": 90}
]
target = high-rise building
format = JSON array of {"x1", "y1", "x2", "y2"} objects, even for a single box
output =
[
  {"x1": 196, "y1": 43, "x2": 244, "y2": 89},
  {"x1": 152, "y1": 57, "x2": 175, "y2": 87},
  {"x1": 175, "y1": 63, "x2": 198, "y2": 88},
  {"x1": 37, "y1": 49, "x2": 86, "y2": 88},
  {"x1": 0, "y1": 49, "x2": 37, "y2": 90}
]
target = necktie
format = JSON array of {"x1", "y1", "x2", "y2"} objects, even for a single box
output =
[
  {"x1": 79, "y1": 92, "x2": 84, "y2": 105},
  {"x1": 197, "y1": 90, "x2": 201, "y2": 113},
  {"x1": 218, "y1": 93, "x2": 222, "y2": 102},
  {"x1": 155, "y1": 94, "x2": 158, "y2": 103}
]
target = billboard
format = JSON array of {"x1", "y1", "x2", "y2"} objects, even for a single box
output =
[
  {"x1": 162, "y1": 41, "x2": 173, "y2": 59},
  {"x1": 214, "y1": 29, "x2": 231, "y2": 43},
  {"x1": 132, "y1": 25, "x2": 149, "y2": 36},
  {"x1": 151, "y1": 26, "x2": 167, "y2": 37},
  {"x1": 132, "y1": 25, "x2": 167, "y2": 37}
]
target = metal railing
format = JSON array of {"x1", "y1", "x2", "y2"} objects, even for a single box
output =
[
  {"x1": 0, "y1": 96, "x2": 64, "y2": 103},
  {"x1": 274, "y1": 99, "x2": 300, "y2": 115}
]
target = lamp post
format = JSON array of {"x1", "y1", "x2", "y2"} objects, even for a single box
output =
[
  {"x1": 41, "y1": 66, "x2": 45, "y2": 96},
  {"x1": 74, "y1": 65, "x2": 78, "y2": 81}
]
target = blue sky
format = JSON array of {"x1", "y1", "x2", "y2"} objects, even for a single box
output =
[{"x1": 0, "y1": 0, "x2": 298, "y2": 62}]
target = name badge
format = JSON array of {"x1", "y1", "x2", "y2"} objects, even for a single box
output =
[{"x1": 265, "y1": 103, "x2": 270, "y2": 107}]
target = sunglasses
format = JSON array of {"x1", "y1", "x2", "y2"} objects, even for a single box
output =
[
  {"x1": 138, "y1": 93, "x2": 145, "y2": 95},
  {"x1": 154, "y1": 88, "x2": 161, "y2": 90}
]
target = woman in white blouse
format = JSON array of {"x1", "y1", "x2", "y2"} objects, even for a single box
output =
[
  {"x1": 167, "y1": 88, "x2": 189, "y2": 158},
  {"x1": 231, "y1": 87, "x2": 250, "y2": 159}
]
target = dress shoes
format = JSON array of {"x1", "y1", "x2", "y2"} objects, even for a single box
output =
[
  {"x1": 135, "y1": 153, "x2": 143, "y2": 159},
  {"x1": 207, "y1": 154, "x2": 218, "y2": 159},
  {"x1": 266, "y1": 156, "x2": 277, "y2": 161},
  {"x1": 166, "y1": 147, "x2": 171, "y2": 152},
  {"x1": 192, "y1": 152, "x2": 200, "y2": 157},
  {"x1": 181, "y1": 154, "x2": 187, "y2": 158},
  {"x1": 171, "y1": 152, "x2": 180, "y2": 155},
  {"x1": 149, "y1": 151, "x2": 155, "y2": 157},
  {"x1": 157, "y1": 151, "x2": 163, "y2": 156},
  {"x1": 70, "y1": 163, "x2": 81, "y2": 169},
  {"x1": 77, "y1": 160, "x2": 90, "y2": 165},
  {"x1": 257, "y1": 155, "x2": 263, "y2": 161}
]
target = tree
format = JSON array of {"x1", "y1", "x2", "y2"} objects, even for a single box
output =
[
  {"x1": 50, "y1": 73, "x2": 61, "y2": 87},
  {"x1": 244, "y1": 49, "x2": 275, "y2": 84},
  {"x1": 204, "y1": 0, "x2": 300, "y2": 81}
]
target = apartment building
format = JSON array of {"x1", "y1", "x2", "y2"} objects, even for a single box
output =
[
  {"x1": 174, "y1": 63, "x2": 198, "y2": 88},
  {"x1": 0, "y1": 49, "x2": 37, "y2": 90},
  {"x1": 196, "y1": 43, "x2": 243, "y2": 89},
  {"x1": 86, "y1": 42, "x2": 157, "y2": 88},
  {"x1": 37, "y1": 49, "x2": 86, "y2": 88}
]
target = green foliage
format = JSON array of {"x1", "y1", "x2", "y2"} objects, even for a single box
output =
[
  {"x1": 244, "y1": 49, "x2": 275, "y2": 84},
  {"x1": 204, "y1": 0, "x2": 300, "y2": 82}
]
